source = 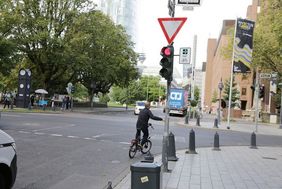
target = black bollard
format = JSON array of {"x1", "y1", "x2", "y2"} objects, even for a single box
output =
[
  {"x1": 185, "y1": 114, "x2": 189, "y2": 124},
  {"x1": 106, "y1": 181, "x2": 113, "y2": 189},
  {"x1": 167, "y1": 132, "x2": 178, "y2": 161},
  {"x1": 250, "y1": 132, "x2": 258, "y2": 149},
  {"x1": 213, "y1": 132, "x2": 221, "y2": 151},
  {"x1": 186, "y1": 129, "x2": 197, "y2": 154},
  {"x1": 196, "y1": 116, "x2": 200, "y2": 126},
  {"x1": 214, "y1": 118, "x2": 218, "y2": 128}
]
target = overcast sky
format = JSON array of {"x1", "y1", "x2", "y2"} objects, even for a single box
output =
[{"x1": 136, "y1": 0, "x2": 253, "y2": 75}]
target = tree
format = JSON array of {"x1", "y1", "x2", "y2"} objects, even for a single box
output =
[
  {"x1": 0, "y1": 1, "x2": 138, "y2": 98},
  {"x1": 69, "y1": 11, "x2": 138, "y2": 100},
  {"x1": 253, "y1": 0, "x2": 282, "y2": 77},
  {"x1": 223, "y1": 77, "x2": 240, "y2": 108}
]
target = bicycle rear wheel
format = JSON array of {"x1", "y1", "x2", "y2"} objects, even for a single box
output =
[
  {"x1": 141, "y1": 140, "x2": 152, "y2": 154},
  {"x1": 129, "y1": 144, "x2": 137, "y2": 159}
]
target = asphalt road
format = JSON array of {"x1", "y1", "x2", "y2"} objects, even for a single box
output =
[{"x1": 1, "y1": 108, "x2": 282, "y2": 189}]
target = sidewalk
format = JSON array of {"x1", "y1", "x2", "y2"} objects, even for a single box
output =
[
  {"x1": 114, "y1": 115, "x2": 282, "y2": 189},
  {"x1": 177, "y1": 116, "x2": 282, "y2": 136},
  {"x1": 114, "y1": 146, "x2": 282, "y2": 189}
]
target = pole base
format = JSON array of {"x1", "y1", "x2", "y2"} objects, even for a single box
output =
[
  {"x1": 185, "y1": 150, "x2": 197, "y2": 154},
  {"x1": 167, "y1": 156, "x2": 179, "y2": 161},
  {"x1": 212, "y1": 147, "x2": 221, "y2": 151},
  {"x1": 250, "y1": 146, "x2": 258, "y2": 149}
]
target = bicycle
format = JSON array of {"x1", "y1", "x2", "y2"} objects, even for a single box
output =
[{"x1": 128, "y1": 123, "x2": 154, "y2": 159}]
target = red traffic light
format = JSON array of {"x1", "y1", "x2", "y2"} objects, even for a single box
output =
[{"x1": 161, "y1": 46, "x2": 172, "y2": 56}]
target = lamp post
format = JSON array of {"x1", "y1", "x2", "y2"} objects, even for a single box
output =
[
  {"x1": 218, "y1": 78, "x2": 224, "y2": 126},
  {"x1": 279, "y1": 83, "x2": 282, "y2": 129}
]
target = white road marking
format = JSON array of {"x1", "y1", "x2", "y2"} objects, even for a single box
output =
[
  {"x1": 67, "y1": 136, "x2": 79, "y2": 138},
  {"x1": 19, "y1": 131, "x2": 30, "y2": 134},
  {"x1": 92, "y1": 134, "x2": 105, "y2": 138},
  {"x1": 34, "y1": 132, "x2": 45, "y2": 135},
  {"x1": 33, "y1": 124, "x2": 76, "y2": 132},
  {"x1": 50, "y1": 134, "x2": 62, "y2": 137},
  {"x1": 119, "y1": 142, "x2": 131, "y2": 145}
]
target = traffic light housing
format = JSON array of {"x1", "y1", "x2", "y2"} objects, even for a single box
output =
[
  {"x1": 71, "y1": 86, "x2": 75, "y2": 94},
  {"x1": 259, "y1": 85, "x2": 265, "y2": 98},
  {"x1": 159, "y1": 45, "x2": 174, "y2": 81}
]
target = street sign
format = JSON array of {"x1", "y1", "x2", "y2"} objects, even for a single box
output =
[
  {"x1": 158, "y1": 17, "x2": 187, "y2": 44},
  {"x1": 179, "y1": 47, "x2": 191, "y2": 64},
  {"x1": 177, "y1": 0, "x2": 201, "y2": 5},
  {"x1": 260, "y1": 73, "x2": 271, "y2": 79}
]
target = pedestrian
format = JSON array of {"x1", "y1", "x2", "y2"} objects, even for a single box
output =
[
  {"x1": 135, "y1": 101, "x2": 163, "y2": 146},
  {"x1": 3, "y1": 92, "x2": 11, "y2": 109},
  {"x1": 30, "y1": 94, "x2": 35, "y2": 106}
]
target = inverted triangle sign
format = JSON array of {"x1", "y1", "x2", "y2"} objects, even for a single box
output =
[{"x1": 158, "y1": 17, "x2": 187, "y2": 44}]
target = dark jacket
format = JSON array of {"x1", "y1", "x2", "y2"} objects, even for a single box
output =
[{"x1": 136, "y1": 107, "x2": 162, "y2": 129}]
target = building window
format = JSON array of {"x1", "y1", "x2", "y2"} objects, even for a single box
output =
[{"x1": 242, "y1": 88, "x2": 247, "y2": 96}]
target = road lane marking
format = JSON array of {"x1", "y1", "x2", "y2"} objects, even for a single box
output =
[
  {"x1": 119, "y1": 142, "x2": 131, "y2": 145},
  {"x1": 50, "y1": 134, "x2": 63, "y2": 137},
  {"x1": 33, "y1": 124, "x2": 76, "y2": 132},
  {"x1": 34, "y1": 132, "x2": 45, "y2": 135},
  {"x1": 67, "y1": 136, "x2": 79, "y2": 138},
  {"x1": 19, "y1": 131, "x2": 30, "y2": 134}
]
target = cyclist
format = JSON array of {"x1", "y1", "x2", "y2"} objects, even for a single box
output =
[{"x1": 135, "y1": 101, "x2": 163, "y2": 147}]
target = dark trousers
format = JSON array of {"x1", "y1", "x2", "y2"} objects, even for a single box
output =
[{"x1": 135, "y1": 127, "x2": 149, "y2": 145}]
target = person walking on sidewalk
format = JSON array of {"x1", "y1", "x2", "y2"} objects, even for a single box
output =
[{"x1": 135, "y1": 101, "x2": 163, "y2": 146}]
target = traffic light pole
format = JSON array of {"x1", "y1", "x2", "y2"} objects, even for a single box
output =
[
  {"x1": 254, "y1": 68, "x2": 260, "y2": 133},
  {"x1": 162, "y1": 79, "x2": 171, "y2": 172}
]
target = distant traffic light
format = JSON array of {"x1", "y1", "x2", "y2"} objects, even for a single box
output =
[
  {"x1": 259, "y1": 85, "x2": 265, "y2": 98},
  {"x1": 159, "y1": 45, "x2": 174, "y2": 81},
  {"x1": 71, "y1": 86, "x2": 75, "y2": 94}
]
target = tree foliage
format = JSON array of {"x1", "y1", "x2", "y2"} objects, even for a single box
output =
[
  {"x1": 223, "y1": 77, "x2": 240, "y2": 108},
  {"x1": 253, "y1": 0, "x2": 282, "y2": 77},
  {"x1": 110, "y1": 76, "x2": 165, "y2": 104},
  {"x1": 0, "y1": 0, "x2": 138, "y2": 97}
]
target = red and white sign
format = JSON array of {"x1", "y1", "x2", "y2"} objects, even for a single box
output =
[{"x1": 158, "y1": 17, "x2": 187, "y2": 44}]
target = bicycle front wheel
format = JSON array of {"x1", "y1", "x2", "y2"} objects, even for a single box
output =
[
  {"x1": 129, "y1": 144, "x2": 137, "y2": 159},
  {"x1": 141, "y1": 140, "x2": 152, "y2": 154}
]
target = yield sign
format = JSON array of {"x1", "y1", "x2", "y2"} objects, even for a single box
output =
[{"x1": 158, "y1": 17, "x2": 187, "y2": 44}]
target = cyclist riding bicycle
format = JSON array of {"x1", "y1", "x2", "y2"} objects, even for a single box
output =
[{"x1": 135, "y1": 101, "x2": 163, "y2": 147}]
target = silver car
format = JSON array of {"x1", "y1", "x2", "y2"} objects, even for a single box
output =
[{"x1": 0, "y1": 129, "x2": 17, "y2": 189}]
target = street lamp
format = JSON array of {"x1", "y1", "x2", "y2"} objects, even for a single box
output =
[
  {"x1": 279, "y1": 83, "x2": 282, "y2": 129},
  {"x1": 218, "y1": 78, "x2": 224, "y2": 126}
]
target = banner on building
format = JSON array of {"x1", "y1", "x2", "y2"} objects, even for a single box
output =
[{"x1": 233, "y1": 18, "x2": 255, "y2": 73}]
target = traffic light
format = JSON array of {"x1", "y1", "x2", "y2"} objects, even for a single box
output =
[
  {"x1": 71, "y1": 86, "x2": 75, "y2": 94},
  {"x1": 259, "y1": 85, "x2": 265, "y2": 98},
  {"x1": 159, "y1": 45, "x2": 174, "y2": 81}
]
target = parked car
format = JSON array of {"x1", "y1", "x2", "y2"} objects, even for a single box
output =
[
  {"x1": 0, "y1": 129, "x2": 17, "y2": 189},
  {"x1": 134, "y1": 101, "x2": 145, "y2": 115}
]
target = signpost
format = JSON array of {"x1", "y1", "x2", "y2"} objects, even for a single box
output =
[
  {"x1": 179, "y1": 47, "x2": 191, "y2": 64},
  {"x1": 260, "y1": 73, "x2": 271, "y2": 79},
  {"x1": 158, "y1": 17, "x2": 187, "y2": 45}
]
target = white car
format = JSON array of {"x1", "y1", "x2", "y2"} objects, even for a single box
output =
[
  {"x1": 134, "y1": 101, "x2": 145, "y2": 115},
  {"x1": 0, "y1": 129, "x2": 17, "y2": 189}
]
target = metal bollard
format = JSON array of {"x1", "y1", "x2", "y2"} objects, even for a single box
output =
[
  {"x1": 196, "y1": 116, "x2": 200, "y2": 126},
  {"x1": 185, "y1": 114, "x2": 189, "y2": 124},
  {"x1": 250, "y1": 132, "x2": 258, "y2": 149},
  {"x1": 106, "y1": 181, "x2": 113, "y2": 189},
  {"x1": 213, "y1": 132, "x2": 221, "y2": 151},
  {"x1": 167, "y1": 132, "x2": 178, "y2": 161},
  {"x1": 214, "y1": 118, "x2": 218, "y2": 128},
  {"x1": 186, "y1": 129, "x2": 197, "y2": 154}
]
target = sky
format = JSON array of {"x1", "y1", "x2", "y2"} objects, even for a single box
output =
[{"x1": 136, "y1": 0, "x2": 253, "y2": 75}]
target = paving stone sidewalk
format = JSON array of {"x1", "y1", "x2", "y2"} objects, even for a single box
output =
[{"x1": 114, "y1": 146, "x2": 282, "y2": 189}]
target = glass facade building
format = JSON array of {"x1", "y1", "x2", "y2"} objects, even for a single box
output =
[{"x1": 93, "y1": 0, "x2": 138, "y2": 49}]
